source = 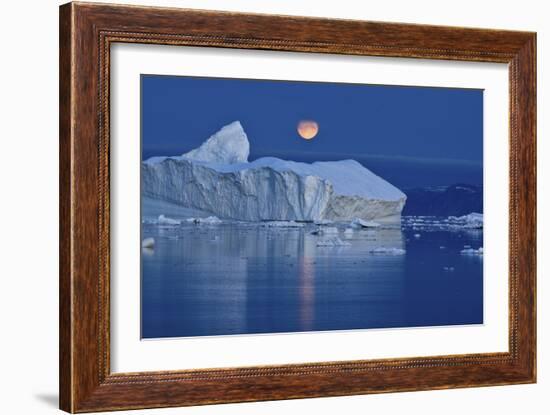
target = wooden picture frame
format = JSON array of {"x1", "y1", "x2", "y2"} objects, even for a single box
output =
[{"x1": 59, "y1": 2, "x2": 536, "y2": 412}]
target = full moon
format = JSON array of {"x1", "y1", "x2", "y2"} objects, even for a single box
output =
[{"x1": 297, "y1": 120, "x2": 319, "y2": 140}]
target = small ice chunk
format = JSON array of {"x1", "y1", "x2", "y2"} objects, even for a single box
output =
[
  {"x1": 141, "y1": 237, "x2": 155, "y2": 248},
  {"x1": 344, "y1": 228, "x2": 354, "y2": 235},
  {"x1": 262, "y1": 221, "x2": 304, "y2": 228},
  {"x1": 158, "y1": 214, "x2": 181, "y2": 225},
  {"x1": 414, "y1": 233, "x2": 421, "y2": 238},
  {"x1": 350, "y1": 218, "x2": 381, "y2": 229},
  {"x1": 460, "y1": 247, "x2": 483, "y2": 255},
  {"x1": 316, "y1": 237, "x2": 351, "y2": 247},
  {"x1": 440, "y1": 246, "x2": 446, "y2": 249},
  {"x1": 200, "y1": 216, "x2": 222, "y2": 225},
  {"x1": 443, "y1": 266, "x2": 455, "y2": 272},
  {"x1": 311, "y1": 226, "x2": 339, "y2": 236},
  {"x1": 368, "y1": 247, "x2": 405, "y2": 255}
]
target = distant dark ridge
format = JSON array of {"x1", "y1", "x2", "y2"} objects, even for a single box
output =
[{"x1": 402, "y1": 183, "x2": 483, "y2": 217}]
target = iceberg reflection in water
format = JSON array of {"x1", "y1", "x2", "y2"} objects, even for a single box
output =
[{"x1": 141, "y1": 216, "x2": 483, "y2": 339}]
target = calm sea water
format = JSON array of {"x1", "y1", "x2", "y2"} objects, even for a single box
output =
[{"x1": 141, "y1": 218, "x2": 483, "y2": 339}]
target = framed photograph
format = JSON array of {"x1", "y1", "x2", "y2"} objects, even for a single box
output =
[{"x1": 59, "y1": 2, "x2": 536, "y2": 412}]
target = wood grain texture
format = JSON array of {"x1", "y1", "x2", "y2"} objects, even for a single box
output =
[
  {"x1": 59, "y1": 3, "x2": 73, "y2": 412},
  {"x1": 59, "y1": 2, "x2": 537, "y2": 412}
]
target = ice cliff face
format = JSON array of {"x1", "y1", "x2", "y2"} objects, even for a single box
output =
[{"x1": 142, "y1": 122, "x2": 406, "y2": 222}]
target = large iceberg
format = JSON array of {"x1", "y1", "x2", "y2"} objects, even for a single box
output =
[{"x1": 142, "y1": 121, "x2": 406, "y2": 222}]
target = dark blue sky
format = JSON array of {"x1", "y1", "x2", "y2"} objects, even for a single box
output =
[{"x1": 142, "y1": 75, "x2": 483, "y2": 188}]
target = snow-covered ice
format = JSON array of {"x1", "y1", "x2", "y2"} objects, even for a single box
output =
[
  {"x1": 182, "y1": 121, "x2": 249, "y2": 164},
  {"x1": 143, "y1": 121, "x2": 406, "y2": 222}
]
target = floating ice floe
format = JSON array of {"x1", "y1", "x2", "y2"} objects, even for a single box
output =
[
  {"x1": 443, "y1": 266, "x2": 455, "y2": 272},
  {"x1": 350, "y1": 218, "x2": 381, "y2": 229},
  {"x1": 344, "y1": 228, "x2": 354, "y2": 235},
  {"x1": 414, "y1": 233, "x2": 421, "y2": 238},
  {"x1": 262, "y1": 221, "x2": 305, "y2": 228},
  {"x1": 460, "y1": 247, "x2": 483, "y2": 255},
  {"x1": 187, "y1": 216, "x2": 222, "y2": 225},
  {"x1": 158, "y1": 214, "x2": 181, "y2": 225},
  {"x1": 448, "y1": 213, "x2": 483, "y2": 229},
  {"x1": 401, "y1": 213, "x2": 483, "y2": 232},
  {"x1": 316, "y1": 237, "x2": 351, "y2": 247},
  {"x1": 368, "y1": 247, "x2": 406, "y2": 255},
  {"x1": 141, "y1": 237, "x2": 155, "y2": 248},
  {"x1": 201, "y1": 216, "x2": 222, "y2": 225}
]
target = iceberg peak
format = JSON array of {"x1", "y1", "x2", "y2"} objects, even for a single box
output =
[{"x1": 182, "y1": 121, "x2": 249, "y2": 164}]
